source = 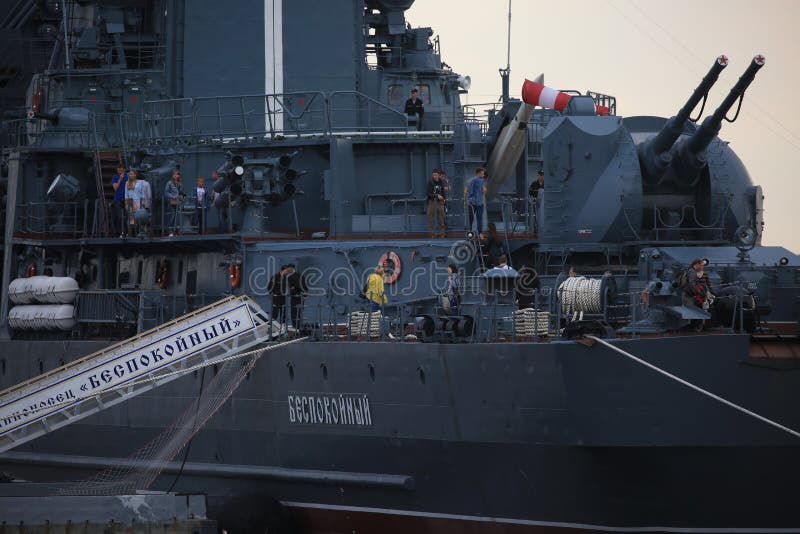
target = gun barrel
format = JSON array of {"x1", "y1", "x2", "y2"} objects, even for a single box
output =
[
  {"x1": 650, "y1": 56, "x2": 728, "y2": 157},
  {"x1": 639, "y1": 56, "x2": 728, "y2": 182},
  {"x1": 686, "y1": 55, "x2": 765, "y2": 154}
]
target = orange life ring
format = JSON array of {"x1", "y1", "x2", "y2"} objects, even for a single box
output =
[
  {"x1": 642, "y1": 287, "x2": 649, "y2": 306},
  {"x1": 229, "y1": 263, "x2": 242, "y2": 288},
  {"x1": 157, "y1": 262, "x2": 169, "y2": 290},
  {"x1": 25, "y1": 263, "x2": 37, "y2": 278},
  {"x1": 379, "y1": 251, "x2": 401, "y2": 285}
]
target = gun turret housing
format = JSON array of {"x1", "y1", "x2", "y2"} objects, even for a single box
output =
[
  {"x1": 672, "y1": 55, "x2": 765, "y2": 184},
  {"x1": 638, "y1": 56, "x2": 728, "y2": 184}
]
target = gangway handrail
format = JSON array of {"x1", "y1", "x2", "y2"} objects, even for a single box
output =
[
  {"x1": 0, "y1": 294, "x2": 287, "y2": 453},
  {"x1": 0, "y1": 295, "x2": 241, "y2": 397}
]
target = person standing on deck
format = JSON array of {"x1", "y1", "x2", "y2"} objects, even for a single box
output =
[
  {"x1": 111, "y1": 165, "x2": 128, "y2": 237},
  {"x1": 137, "y1": 171, "x2": 152, "y2": 237},
  {"x1": 464, "y1": 167, "x2": 487, "y2": 237},
  {"x1": 682, "y1": 258, "x2": 712, "y2": 332},
  {"x1": 193, "y1": 176, "x2": 209, "y2": 234},
  {"x1": 404, "y1": 88, "x2": 424, "y2": 130},
  {"x1": 366, "y1": 265, "x2": 388, "y2": 312},
  {"x1": 165, "y1": 169, "x2": 184, "y2": 237},
  {"x1": 268, "y1": 265, "x2": 288, "y2": 323},
  {"x1": 440, "y1": 169, "x2": 451, "y2": 233},
  {"x1": 426, "y1": 169, "x2": 447, "y2": 238},
  {"x1": 528, "y1": 169, "x2": 545, "y2": 235},
  {"x1": 445, "y1": 263, "x2": 461, "y2": 315},
  {"x1": 124, "y1": 169, "x2": 141, "y2": 238}
]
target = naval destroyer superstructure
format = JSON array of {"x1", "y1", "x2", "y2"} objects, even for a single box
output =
[{"x1": 0, "y1": 1, "x2": 799, "y2": 532}]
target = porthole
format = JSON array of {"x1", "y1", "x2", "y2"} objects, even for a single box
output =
[
  {"x1": 417, "y1": 365, "x2": 426, "y2": 385},
  {"x1": 368, "y1": 363, "x2": 376, "y2": 382},
  {"x1": 287, "y1": 362, "x2": 295, "y2": 381},
  {"x1": 321, "y1": 363, "x2": 328, "y2": 380}
]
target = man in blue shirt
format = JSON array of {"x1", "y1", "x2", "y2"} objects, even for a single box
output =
[
  {"x1": 463, "y1": 167, "x2": 487, "y2": 236},
  {"x1": 111, "y1": 165, "x2": 128, "y2": 237}
]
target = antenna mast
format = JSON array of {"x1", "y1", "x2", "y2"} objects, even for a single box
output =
[{"x1": 500, "y1": 0, "x2": 511, "y2": 103}]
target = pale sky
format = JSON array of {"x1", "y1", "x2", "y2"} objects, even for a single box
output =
[{"x1": 407, "y1": 0, "x2": 800, "y2": 253}]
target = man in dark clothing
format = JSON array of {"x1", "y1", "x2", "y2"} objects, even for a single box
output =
[
  {"x1": 426, "y1": 169, "x2": 446, "y2": 237},
  {"x1": 439, "y1": 169, "x2": 451, "y2": 216},
  {"x1": 529, "y1": 169, "x2": 545, "y2": 198},
  {"x1": 284, "y1": 263, "x2": 307, "y2": 329},
  {"x1": 111, "y1": 165, "x2": 128, "y2": 237},
  {"x1": 268, "y1": 265, "x2": 287, "y2": 322},
  {"x1": 682, "y1": 258, "x2": 711, "y2": 332},
  {"x1": 528, "y1": 169, "x2": 545, "y2": 234},
  {"x1": 404, "y1": 88, "x2": 424, "y2": 130}
]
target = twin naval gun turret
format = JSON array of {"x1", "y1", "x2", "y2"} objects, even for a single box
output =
[{"x1": 481, "y1": 55, "x2": 765, "y2": 245}]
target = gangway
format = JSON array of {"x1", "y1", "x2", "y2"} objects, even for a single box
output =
[{"x1": 0, "y1": 295, "x2": 287, "y2": 453}]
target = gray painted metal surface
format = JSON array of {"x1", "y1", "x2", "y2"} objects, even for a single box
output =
[
  {"x1": 0, "y1": 491, "x2": 213, "y2": 532},
  {"x1": 0, "y1": 0, "x2": 797, "y2": 531}
]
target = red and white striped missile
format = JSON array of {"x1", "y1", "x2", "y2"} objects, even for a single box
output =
[
  {"x1": 522, "y1": 79, "x2": 609, "y2": 116},
  {"x1": 485, "y1": 74, "x2": 542, "y2": 201},
  {"x1": 522, "y1": 79, "x2": 571, "y2": 112}
]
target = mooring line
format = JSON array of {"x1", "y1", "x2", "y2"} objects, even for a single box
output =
[{"x1": 585, "y1": 335, "x2": 800, "y2": 439}]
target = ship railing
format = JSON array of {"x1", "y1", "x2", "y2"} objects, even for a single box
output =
[
  {"x1": 328, "y1": 91, "x2": 409, "y2": 134},
  {"x1": 193, "y1": 92, "x2": 329, "y2": 141},
  {"x1": 586, "y1": 91, "x2": 617, "y2": 116},
  {"x1": 158, "y1": 194, "x2": 230, "y2": 236},
  {"x1": 14, "y1": 199, "x2": 107, "y2": 238},
  {"x1": 76, "y1": 291, "x2": 142, "y2": 328},
  {"x1": 1, "y1": 117, "x2": 94, "y2": 150},
  {"x1": 527, "y1": 111, "x2": 556, "y2": 160},
  {"x1": 138, "y1": 97, "x2": 194, "y2": 144},
  {"x1": 76, "y1": 292, "x2": 230, "y2": 334},
  {"x1": 146, "y1": 293, "x2": 230, "y2": 331},
  {"x1": 0, "y1": 105, "x2": 129, "y2": 150},
  {"x1": 132, "y1": 89, "x2": 466, "y2": 146}
]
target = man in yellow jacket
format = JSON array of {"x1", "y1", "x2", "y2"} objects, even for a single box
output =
[{"x1": 366, "y1": 265, "x2": 387, "y2": 311}]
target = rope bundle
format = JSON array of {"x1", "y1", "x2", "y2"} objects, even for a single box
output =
[
  {"x1": 559, "y1": 276, "x2": 603, "y2": 314},
  {"x1": 348, "y1": 311, "x2": 382, "y2": 337},
  {"x1": 513, "y1": 308, "x2": 550, "y2": 336}
]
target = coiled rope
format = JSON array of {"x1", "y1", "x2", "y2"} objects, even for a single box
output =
[{"x1": 559, "y1": 276, "x2": 603, "y2": 314}]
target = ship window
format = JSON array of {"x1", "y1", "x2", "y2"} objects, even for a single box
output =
[
  {"x1": 1, "y1": 359, "x2": 5, "y2": 375},
  {"x1": 417, "y1": 84, "x2": 431, "y2": 105},
  {"x1": 137, "y1": 261, "x2": 143, "y2": 285},
  {"x1": 177, "y1": 261, "x2": 184, "y2": 284},
  {"x1": 388, "y1": 85, "x2": 405, "y2": 106}
]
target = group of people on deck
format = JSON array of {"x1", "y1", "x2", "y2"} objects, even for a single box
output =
[
  {"x1": 425, "y1": 166, "x2": 490, "y2": 238},
  {"x1": 109, "y1": 166, "x2": 230, "y2": 237}
]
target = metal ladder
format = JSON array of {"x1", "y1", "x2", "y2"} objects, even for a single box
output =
[{"x1": 0, "y1": 295, "x2": 282, "y2": 453}]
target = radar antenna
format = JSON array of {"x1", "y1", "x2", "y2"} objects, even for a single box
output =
[{"x1": 500, "y1": 0, "x2": 511, "y2": 103}]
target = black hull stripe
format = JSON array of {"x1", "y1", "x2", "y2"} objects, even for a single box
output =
[{"x1": 281, "y1": 501, "x2": 800, "y2": 533}]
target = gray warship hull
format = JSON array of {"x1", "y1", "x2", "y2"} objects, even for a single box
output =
[{"x1": 1, "y1": 335, "x2": 799, "y2": 532}]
